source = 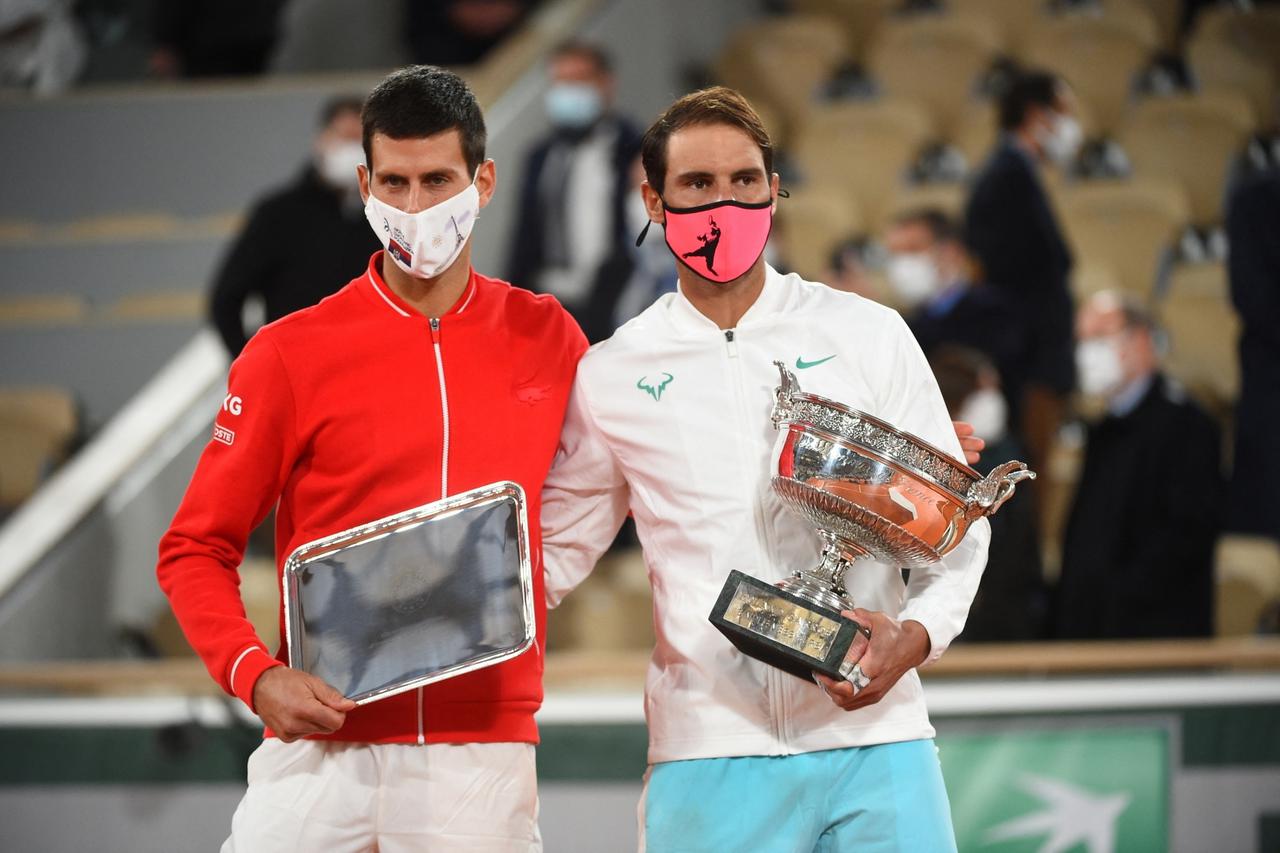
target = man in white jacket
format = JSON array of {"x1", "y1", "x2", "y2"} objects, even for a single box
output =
[{"x1": 541, "y1": 87, "x2": 990, "y2": 852}]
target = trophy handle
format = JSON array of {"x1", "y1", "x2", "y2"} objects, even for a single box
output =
[
  {"x1": 965, "y1": 461, "x2": 1036, "y2": 520},
  {"x1": 772, "y1": 360, "x2": 800, "y2": 428}
]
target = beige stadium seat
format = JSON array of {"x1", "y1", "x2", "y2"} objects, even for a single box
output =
[
  {"x1": 1116, "y1": 0, "x2": 1182, "y2": 52},
  {"x1": 868, "y1": 15, "x2": 1001, "y2": 139},
  {"x1": 1120, "y1": 93, "x2": 1255, "y2": 226},
  {"x1": 1021, "y1": 14, "x2": 1156, "y2": 137},
  {"x1": 951, "y1": 100, "x2": 998, "y2": 174},
  {"x1": 1057, "y1": 178, "x2": 1190, "y2": 298},
  {"x1": 790, "y1": 0, "x2": 895, "y2": 64},
  {"x1": 793, "y1": 99, "x2": 933, "y2": 231},
  {"x1": 886, "y1": 182, "x2": 966, "y2": 222},
  {"x1": 1192, "y1": 4, "x2": 1280, "y2": 79},
  {"x1": 1069, "y1": 262, "x2": 1125, "y2": 302},
  {"x1": 1188, "y1": 33, "x2": 1278, "y2": 125},
  {"x1": 714, "y1": 15, "x2": 849, "y2": 135},
  {"x1": 947, "y1": 0, "x2": 1051, "y2": 53},
  {"x1": 1158, "y1": 262, "x2": 1239, "y2": 407},
  {"x1": 0, "y1": 294, "x2": 89, "y2": 326},
  {"x1": 0, "y1": 386, "x2": 80, "y2": 509},
  {"x1": 776, "y1": 187, "x2": 862, "y2": 282},
  {"x1": 106, "y1": 291, "x2": 206, "y2": 323},
  {"x1": 1214, "y1": 535, "x2": 1280, "y2": 636}
]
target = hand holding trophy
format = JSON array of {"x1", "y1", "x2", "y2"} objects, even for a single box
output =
[{"x1": 709, "y1": 362, "x2": 1035, "y2": 686}]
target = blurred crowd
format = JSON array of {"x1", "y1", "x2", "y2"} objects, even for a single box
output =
[{"x1": 5, "y1": 0, "x2": 1280, "y2": 647}]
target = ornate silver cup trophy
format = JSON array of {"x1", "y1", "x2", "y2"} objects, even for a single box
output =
[{"x1": 709, "y1": 363, "x2": 1035, "y2": 684}]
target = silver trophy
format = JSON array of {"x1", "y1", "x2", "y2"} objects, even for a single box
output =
[
  {"x1": 283, "y1": 481, "x2": 535, "y2": 705},
  {"x1": 709, "y1": 363, "x2": 1034, "y2": 684}
]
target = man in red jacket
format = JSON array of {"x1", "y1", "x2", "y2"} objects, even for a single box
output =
[{"x1": 157, "y1": 65, "x2": 585, "y2": 851}]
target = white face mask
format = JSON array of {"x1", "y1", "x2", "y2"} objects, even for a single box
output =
[
  {"x1": 1038, "y1": 113, "x2": 1083, "y2": 167},
  {"x1": 545, "y1": 82, "x2": 603, "y2": 130},
  {"x1": 957, "y1": 388, "x2": 1008, "y2": 445},
  {"x1": 317, "y1": 141, "x2": 365, "y2": 191},
  {"x1": 886, "y1": 252, "x2": 940, "y2": 308},
  {"x1": 1076, "y1": 337, "x2": 1124, "y2": 398},
  {"x1": 363, "y1": 174, "x2": 480, "y2": 280}
]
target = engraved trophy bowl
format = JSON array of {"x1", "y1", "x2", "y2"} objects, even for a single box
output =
[{"x1": 709, "y1": 362, "x2": 1035, "y2": 685}]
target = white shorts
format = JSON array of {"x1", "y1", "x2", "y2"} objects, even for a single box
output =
[{"x1": 222, "y1": 739, "x2": 541, "y2": 852}]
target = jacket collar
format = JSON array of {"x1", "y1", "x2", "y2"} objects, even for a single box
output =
[
  {"x1": 360, "y1": 251, "x2": 478, "y2": 320},
  {"x1": 664, "y1": 264, "x2": 791, "y2": 336}
]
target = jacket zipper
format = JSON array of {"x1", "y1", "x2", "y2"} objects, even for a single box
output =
[
  {"x1": 723, "y1": 328, "x2": 788, "y2": 751},
  {"x1": 418, "y1": 315, "x2": 452, "y2": 745}
]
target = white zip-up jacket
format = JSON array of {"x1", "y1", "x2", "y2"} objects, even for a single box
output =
[{"x1": 541, "y1": 266, "x2": 990, "y2": 764}]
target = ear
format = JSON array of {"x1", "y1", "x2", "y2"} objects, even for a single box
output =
[
  {"x1": 357, "y1": 163, "x2": 370, "y2": 205},
  {"x1": 640, "y1": 180, "x2": 664, "y2": 224},
  {"x1": 476, "y1": 159, "x2": 497, "y2": 209},
  {"x1": 770, "y1": 172, "x2": 781, "y2": 212}
]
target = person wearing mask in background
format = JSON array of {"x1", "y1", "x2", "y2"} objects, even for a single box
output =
[
  {"x1": 541, "y1": 87, "x2": 989, "y2": 851},
  {"x1": 930, "y1": 345, "x2": 1046, "y2": 642},
  {"x1": 1055, "y1": 291, "x2": 1221, "y2": 640},
  {"x1": 161, "y1": 66, "x2": 586, "y2": 850},
  {"x1": 964, "y1": 70, "x2": 1080, "y2": 530},
  {"x1": 209, "y1": 96, "x2": 380, "y2": 357},
  {"x1": 505, "y1": 40, "x2": 642, "y2": 342},
  {"x1": 884, "y1": 207, "x2": 1027, "y2": 422}
]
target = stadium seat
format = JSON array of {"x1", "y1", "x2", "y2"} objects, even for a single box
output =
[
  {"x1": 945, "y1": 0, "x2": 1051, "y2": 53},
  {"x1": 0, "y1": 386, "x2": 80, "y2": 509},
  {"x1": 1021, "y1": 12, "x2": 1157, "y2": 137},
  {"x1": 776, "y1": 186, "x2": 863, "y2": 283},
  {"x1": 714, "y1": 15, "x2": 849, "y2": 135},
  {"x1": 0, "y1": 295, "x2": 89, "y2": 327},
  {"x1": 105, "y1": 291, "x2": 206, "y2": 323},
  {"x1": 1119, "y1": 0, "x2": 1182, "y2": 52},
  {"x1": 1057, "y1": 178, "x2": 1190, "y2": 298},
  {"x1": 792, "y1": 99, "x2": 933, "y2": 230},
  {"x1": 790, "y1": 0, "x2": 894, "y2": 65},
  {"x1": 1215, "y1": 535, "x2": 1280, "y2": 636},
  {"x1": 868, "y1": 15, "x2": 1001, "y2": 139},
  {"x1": 1187, "y1": 29, "x2": 1278, "y2": 125},
  {"x1": 1191, "y1": 4, "x2": 1280, "y2": 80},
  {"x1": 886, "y1": 181, "x2": 966, "y2": 222},
  {"x1": 1158, "y1": 261, "x2": 1239, "y2": 407},
  {"x1": 1069, "y1": 263, "x2": 1125, "y2": 302},
  {"x1": 950, "y1": 99, "x2": 998, "y2": 174},
  {"x1": 1119, "y1": 93, "x2": 1256, "y2": 226}
]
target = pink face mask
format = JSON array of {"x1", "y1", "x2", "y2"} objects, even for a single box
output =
[{"x1": 639, "y1": 198, "x2": 774, "y2": 284}]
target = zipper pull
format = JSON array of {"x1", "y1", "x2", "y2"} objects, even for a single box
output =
[
  {"x1": 429, "y1": 317, "x2": 441, "y2": 345},
  {"x1": 725, "y1": 329, "x2": 738, "y2": 358}
]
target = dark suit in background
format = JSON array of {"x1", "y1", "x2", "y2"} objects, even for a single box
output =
[
  {"x1": 506, "y1": 116, "x2": 641, "y2": 343},
  {"x1": 1056, "y1": 374, "x2": 1222, "y2": 639},
  {"x1": 1225, "y1": 170, "x2": 1280, "y2": 542},
  {"x1": 209, "y1": 166, "x2": 379, "y2": 356}
]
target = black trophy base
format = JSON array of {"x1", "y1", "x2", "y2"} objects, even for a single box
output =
[{"x1": 708, "y1": 570, "x2": 862, "y2": 683}]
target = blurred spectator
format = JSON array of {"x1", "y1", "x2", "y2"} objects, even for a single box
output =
[
  {"x1": 821, "y1": 237, "x2": 876, "y2": 299},
  {"x1": 931, "y1": 345, "x2": 1047, "y2": 642},
  {"x1": 407, "y1": 0, "x2": 537, "y2": 66},
  {"x1": 150, "y1": 0, "x2": 285, "y2": 78},
  {"x1": 965, "y1": 70, "x2": 1080, "y2": 526},
  {"x1": 1055, "y1": 292, "x2": 1221, "y2": 640},
  {"x1": 1225, "y1": 169, "x2": 1280, "y2": 543},
  {"x1": 884, "y1": 208, "x2": 1027, "y2": 419},
  {"x1": 505, "y1": 41, "x2": 641, "y2": 341},
  {"x1": 209, "y1": 96, "x2": 379, "y2": 357},
  {"x1": 0, "y1": 0, "x2": 85, "y2": 94}
]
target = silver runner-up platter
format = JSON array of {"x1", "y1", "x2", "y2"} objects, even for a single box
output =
[
  {"x1": 283, "y1": 481, "x2": 535, "y2": 706},
  {"x1": 709, "y1": 362, "x2": 1035, "y2": 685}
]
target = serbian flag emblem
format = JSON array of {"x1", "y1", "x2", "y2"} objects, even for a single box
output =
[{"x1": 388, "y1": 238, "x2": 412, "y2": 267}]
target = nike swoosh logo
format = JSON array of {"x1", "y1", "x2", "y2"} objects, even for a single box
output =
[{"x1": 795, "y1": 355, "x2": 837, "y2": 370}]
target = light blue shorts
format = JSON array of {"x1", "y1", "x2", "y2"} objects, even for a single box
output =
[{"x1": 640, "y1": 739, "x2": 956, "y2": 853}]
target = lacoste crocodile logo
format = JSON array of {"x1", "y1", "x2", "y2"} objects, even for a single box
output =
[{"x1": 637, "y1": 373, "x2": 674, "y2": 402}]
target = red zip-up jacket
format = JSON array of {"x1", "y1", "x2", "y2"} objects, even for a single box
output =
[{"x1": 158, "y1": 252, "x2": 586, "y2": 744}]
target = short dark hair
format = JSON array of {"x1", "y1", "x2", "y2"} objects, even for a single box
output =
[
  {"x1": 641, "y1": 86, "x2": 773, "y2": 194},
  {"x1": 360, "y1": 65, "x2": 486, "y2": 173},
  {"x1": 998, "y1": 70, "x2": 1062, "y2": 131},
  {"x1": 893, "y1": 207, "x2": 961, "y2": 245},
  {"x1": 929, "y1": 345, "x2": 997, "y2": 416},
  {"x1": 552, "y1": 40, "x2": 612, "y2": 75},
  {"x1": 318, "y1": 95, "x2": 365, "y2": 129}
]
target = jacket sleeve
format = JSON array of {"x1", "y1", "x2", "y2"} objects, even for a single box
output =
[
  {"x1": 156, "y1": 333, "x2": 300, "y2": 710},
  {"x1": 540, "y1": 373, "x2": 631, "y2": 608},
  {"x1": 208, "y1": 200, "x2": 277, "y2": 357},
  {"x1": 875, "y1": 311, "x2": 991, "y2": 665}
]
